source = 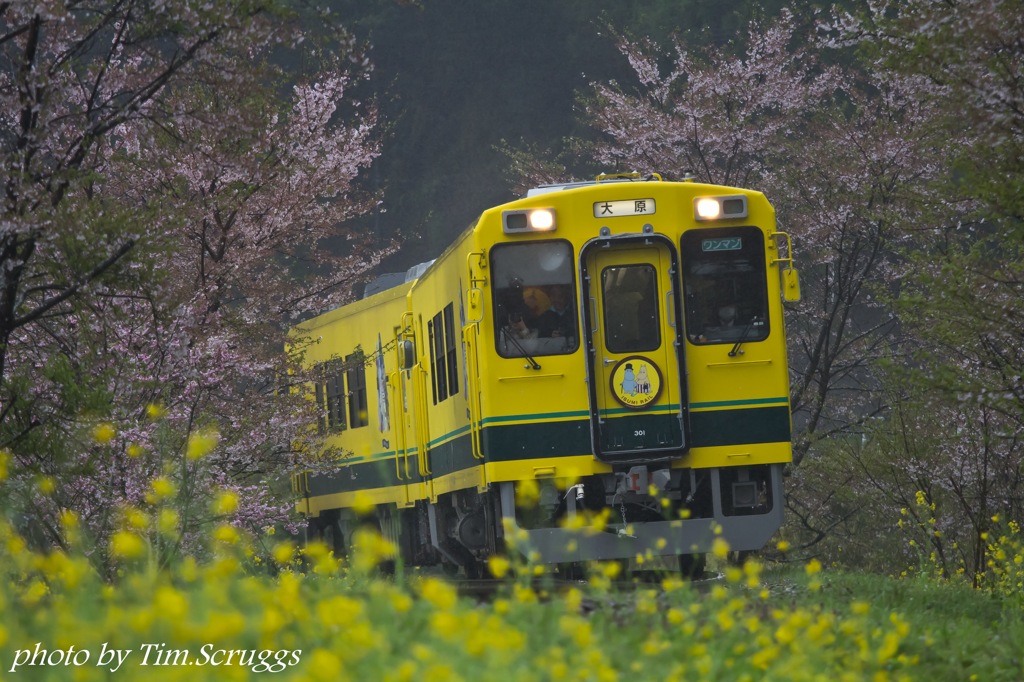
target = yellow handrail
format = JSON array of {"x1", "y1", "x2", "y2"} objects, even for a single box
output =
[
  {"x1": 595, "y1": 171, "x2": 663, "y2": 183},
  {"x1": 463, "y1": 323, "x2": 485, "y2": 460}
]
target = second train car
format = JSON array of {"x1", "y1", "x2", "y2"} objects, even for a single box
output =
[{"x1": 291, "y1": 172, "x2": 800, "y2": 576}]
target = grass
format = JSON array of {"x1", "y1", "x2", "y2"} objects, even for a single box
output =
[{"x1": 801, "y1": 569, "x2": 1023, "y2": 681}]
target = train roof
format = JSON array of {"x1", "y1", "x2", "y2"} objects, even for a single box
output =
[
  {"x1": 524, "y1": 172, "x2": 670, "y2": 197},
  {"x1": 360, "y1": 259, "x2": 436, "y2": 299}
]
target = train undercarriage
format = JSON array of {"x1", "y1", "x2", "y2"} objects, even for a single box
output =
[{"x1": 306, "y1": 462, "x2": 784, "y2": 578}]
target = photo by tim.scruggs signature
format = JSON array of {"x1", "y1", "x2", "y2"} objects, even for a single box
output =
[{"x1": 7, "y1": 642, "x2": 302, "y2": 674}]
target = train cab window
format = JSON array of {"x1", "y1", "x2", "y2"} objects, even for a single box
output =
[
  {"x1": 681, "y1": 227, "x2": 769, "y2": 345},
  {"x1": 602, "y1": 264, "x2": 660, "y2": 353},
  {"x1": 491, "y1": 240, "x2": 578, "y2": 358}
]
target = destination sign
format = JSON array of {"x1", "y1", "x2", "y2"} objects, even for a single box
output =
[
  {"x1": 702, "y1": 237, "x2": 743, "y2": 252},
  {"x1": 593, "y1": 198, "x2": 656, "y2": 218}
]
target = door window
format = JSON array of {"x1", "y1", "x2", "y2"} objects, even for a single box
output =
[{"x1": 601, "y1": 264, "x2": 660, "y2": 353}]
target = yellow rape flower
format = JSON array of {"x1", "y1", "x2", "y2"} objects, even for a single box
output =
[
  {"x1": 149, "y1": 477, "x2": 175, "y2": 502},
  {"x1": 146, "y1": 403, "x2": 167, "y2": 420},
  {"x1": 559, "y1": 615, "x2": 591, "y2": 647},
  {"x1": 390, "y1": 591, "x2": 413, "y2": 613},
  {"x1": 110, "y1": 530, "x2": 146, "y2": 560},
  {"x1": 186, "y1": 428, "x2": 219, "y2": 460},
  {"x1": 157, "y1": 509, "x2": 179, "y2": 535},
  {"x1": 418, "y1": 577, "x2": 457, "y2": 610},
  {"x1": 212, "y1": 523, "x2": 240, "y2": 545},
  {"x1": 513, "y1": 583, "x2": 537, "y2": 604},
  {"x1": 851, "y1": 601, "x2": 871, "y2": 615},
  {"x1": 430, "y1": 611, "x2": 463, "y2": 641},
  {"x1": 516, "y1": 478, "x2": 540, "y2": 508},
  {"x1": 212, "y1": 490, "x2": 239, "y2": 515},
  {"x1": 488, "y1": 555, "x2": 511, "y2": 579},
  {"x1": 273, "y1": 542, "x2": 296, "y2": 566},
  {"x1": 125, "y1": 507, "x2": 148, "y2": 530},
  {"x1": 93, "y1": 422, "x2": 116, "y2": 444},
  {"x1": 564, "y1": 587, "x2": 583, "y2": 613},
  {"x1": 349, "y1": 491, "x2": 374, "y2": 517},
  {"x1": 0, "y1": 449, "x2": 9, "y2": 481},
  {"x1": 350, "y1": 528, "x2": 396, "y2": 573},
  {"x1": 21, "y1": 580, "x2": 49, "y2": 607},
  {"x1": 59, "y1": 509, "x2": 79, "y2": 530},
  {"x1": 154, "y1": 585, "x2": 188, "y2": 620}
]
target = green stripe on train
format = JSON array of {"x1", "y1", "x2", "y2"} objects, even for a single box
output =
[{"x1": 306, "y1": 406, "x2": 790, "y2": 497}]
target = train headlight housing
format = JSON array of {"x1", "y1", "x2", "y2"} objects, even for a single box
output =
[
  {"x1": 503, "y1": 208, "x2": 556, "y2": 234},
  {"x1": 694, "y1": 195, "x2": 748, "y2": 221}
]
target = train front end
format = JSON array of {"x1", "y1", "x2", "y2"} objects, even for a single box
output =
[{"x1": 476, "y1": 175, "x2": 799, "y2": 566}]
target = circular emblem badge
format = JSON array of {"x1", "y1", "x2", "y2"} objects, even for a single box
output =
[{"x1": 609, "y1": 356, "x2": 663, "y2": 410}]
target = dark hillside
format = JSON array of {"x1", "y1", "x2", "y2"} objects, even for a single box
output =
[{"x1": 329, "y1": 0, "x2": 818, "y2": 275}]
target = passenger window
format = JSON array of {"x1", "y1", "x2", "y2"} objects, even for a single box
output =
[{"x1": 602, "y1": 264, "x2": 660, "y2": 353}]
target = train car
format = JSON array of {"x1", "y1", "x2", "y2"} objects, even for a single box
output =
[{"x1": 290, "y1": 172, "x2": 800, "y2": 576}]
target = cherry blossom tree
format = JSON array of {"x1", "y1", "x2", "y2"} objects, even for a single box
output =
[
  {"x1": 0, "y1": 1, "x2": 390, "y2": 564},
  {"x1": 771, "y1": 66, "x2": 954, "y2": 466},
  {"x1": 851, "y1": 0, "x2": 1024, "y2": 572},
  {"x1": 782, "y1": 0, "x2": 1023, "y2": 566},
  {"x1": 859, "y1": 0, "x2": 1024, "y2": 429},
  {"x1": 581, "y1": 10, "x2": 833, "y2": 188}
]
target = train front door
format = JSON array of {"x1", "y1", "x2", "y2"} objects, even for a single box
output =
[{"x1": 580, "y1": 235, "x2": 687, "y2": 461}]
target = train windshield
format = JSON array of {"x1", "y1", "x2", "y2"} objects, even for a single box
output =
[
  {"x1": 491, "y1": 240, "x2": 579, "y2": 358},
  {"x1": 682, "y1": 226, "x2": 769, "y2": 345}
]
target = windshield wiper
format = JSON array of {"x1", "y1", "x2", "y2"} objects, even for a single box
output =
[
  {"x1": 503, "y1": 327, "x2": 541, "y2": 370},
  {"x1": 728, "y1": 316, "x2": 760, "y2": 357}
]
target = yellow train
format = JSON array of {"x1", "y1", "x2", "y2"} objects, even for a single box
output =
[{"x1": 291, "y1": 172, "x2": 800, "y2": 576}]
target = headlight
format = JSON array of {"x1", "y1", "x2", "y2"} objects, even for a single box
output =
[
  {"x1": 695, "y1": 198, "x2": 721, "y2": 220},
  {"x1": 503, "y1": 208, "x2": 557, "y2": 233},
  {"x1": 693, "y1": 195, "x2": 748, "y2": 221}
]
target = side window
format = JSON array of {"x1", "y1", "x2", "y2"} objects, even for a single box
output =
[
  {"x1": 429, "y1": 302, "x2": 460, "y2": 405},
  {"x1": 314, "y1": 381, "x2": 326, "y2": 434},
  {"x1": 315, "y1": 362, "x2": 346, "y2": 433},
  {"x1": 346, "y1": 354, "x2": 368, "y2": 428},
  {"x1": 682, "y1": 227, "x2": 769, "y2": 345},
  {"x1": 491, "y1": 240, "x2": 578, "y2": 358},
  {"x1": 443, "y1": 303, "x2": 459, "y2": 397},
  {"x1": 430, "y1": 311, "x2": 448, "y2": 403},
  {"x1": 602, "y1": 264, "x2": 660, "y2": 353}
]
